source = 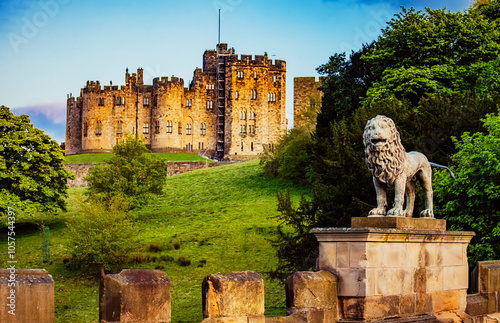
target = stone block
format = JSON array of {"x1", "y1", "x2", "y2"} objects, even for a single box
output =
[
  {"x1": 349, "y1": 242, "x2": 366, "y2": 268},
  {"x1": 0, "y1": 269, "x2": 54, "y2": 323},
  {"x1": 431, "y1": 290, "x2": 462, "y2": 313},
  {"x1": 285, "y1": 271, "x2": 337, "y2": 312},
  {"x1": 99, "y1": 269, "x2": 171, "y2": 323},
  {"x1": 337, "y1": 242, "x2": 350, "y2": 268},
  {"x1": 466, "y1": 294, "x2": 488, "y2": 316},
  {"x1": 202, "y1": 271, "x2": 264, "y2": 318},
  {"x1": 380, "y1": 243, "x2": 406, "y2": 268},
  {"x1": 336, "y1": 268, "x2": 366, "y2": 297},
  {"x1": 443, "y1": 266, "x2": 469, "y2": 290},
  {"x1": 426, "y1": 267, "x2": 444, "y2": 293},
  {"x1": 438, "y1": 243, "x2": 464, "y2": 267},
  {"x1": 318, "y1": 242, "x2": 336, "y2": 272},
  {"x1": 340, "y1": 295, "x2": 401, "y2": 320},
  {"x1": 375, "y1": 268, "x2": 413, "y2": 295},
  {"x1": 351, "y1": 217, "x2": 446, "y2": 230},
  {"x1": 478, "y1": 261, "x2": 500, "y2": 313}
]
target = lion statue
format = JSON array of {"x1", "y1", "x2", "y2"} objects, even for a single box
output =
[{"x1": 363, "y1": 115, "x2": 454, "y2": 218}]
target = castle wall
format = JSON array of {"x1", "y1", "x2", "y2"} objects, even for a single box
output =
[
  {"x1": 66, "y1": 45, "x2": 287, "y2": 159},
  {"x1": 65, "y1": 96, "x2": 82, "y2": 155},
  {"x1": 293, "y1": 76, "x2": 323, "y2": 131}
]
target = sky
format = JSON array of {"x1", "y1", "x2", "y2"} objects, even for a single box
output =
[{"x1": 0, "y1": 0, "x2": 471, "y2": 144}]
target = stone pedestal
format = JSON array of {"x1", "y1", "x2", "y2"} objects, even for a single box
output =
[
  {"x1": 202, "y1": 271, "x2": 265, "y2": 323},
  {"x1": 312, "y1": 217, "x2": 475, "y2": 322},
  {"x1": 0, "y1": 269, "x2": 54, "y2": 323},
  {"x1": 99, "y1": 269, "x2": 171, "y2": 323}
]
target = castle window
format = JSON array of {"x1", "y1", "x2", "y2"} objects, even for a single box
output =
[
  {"x1": 154, "y1": 120, "x2": 160, "y2": 134},
  {"x1": 186, "y1": 124, "x2": 192, "y2": 135},
  {"x1": 273, "y1": 75, "x2": 277, "y2": 83},
  {"x1": 249, "y1": 112, "x2": 255, "y2": 120},
  {"x1": 116, "y1": 121, "x2": 123, "y2": 135},
  {"x1": 235, "y1": 91, "x2": 239, "y2": 99},
  {"x1": 166, "y1": 121, "x2": 173, "y2": 133},
  {"x1": 254, "y1": 71, "x2": 257, "y2": 79},
  {"x1": 98, "y1": 98, "x2": 105, "y2": 106},
  {"x1": 144, "y1": 97, "x2": 149, "y2": 106},
  {"x1": 206, "y1": 84, "x2": 215, "y2": 90},
  {"x1": 240, "y1": 111, "x2": 246, "y2": 120},
  {"x1": 268, "y1": 93, "x2": 276, "y2": 102},
  {"x1": 241, "y1": 142, "x2": 244, "y2": 151},
  {"x1": 249, "y1": 125, "x2": 256, "y2": 134},
  {"x1": 240, "y1": 125, "x2": 246, "y2": 134},
  {"x1": 200, "y1": 123, "x2": 206, "y2": 136},
  {"x1": 143, "y1": 123, "x2": 149, "y2": 134},
  {"x1": 206, "y1": 101, "x2": 213, "y2": 110},
  {"x1": 83, "y1": 122, "x2": 88, "y2": 137},
  {"x1": 116, "y1": 97, "x2": 123, "y2": 105},
  {"x1": 251, "y1": 142, "x2": 254, "y2": 151},
  {"x1": 178, "y1": 122, "x2": 182, "y2": 134},
  {"x1": 237, "y1": 71, "x2": 244, "y2": 79},
  {"x1": 96, "y1": 121, "x2": 102, "y2": 136},
  {"x1": 186, "y1": 99, "x2": 192, "y2": 107},
  {"x1": 251, "y1": 90, "x2": 257, "y2": 100}
]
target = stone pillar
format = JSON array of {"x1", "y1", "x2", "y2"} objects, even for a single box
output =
[
  {"x1": 0, "y1": 269, "x2": 54, "y2": 323},
  {"x1": 312, "y1": 217, "x2": 475, "y2": 322},
  {"x1": 202, "y1": 271, "x2": 265, "y2": 323},
  {"x1": 286, "y1": 271, "x2": 338, "y2": 322},
  {"x1": 99, "y1": 269, "x2": 171, "y2": 323}
]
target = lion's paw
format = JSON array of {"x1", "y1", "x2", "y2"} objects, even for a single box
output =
[
  {"x1": 387, "y1": 207, "x2": 405, "y2": 217},
  {"x1": 368, "y1": 208, "x2": 386, "y2": 217},
  {"x1": 420, "y1": 209, "x2": 435, "y2": 218}
]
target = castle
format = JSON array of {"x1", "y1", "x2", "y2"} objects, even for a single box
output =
[{"x1": 65, "y1": 43, "x2": 287, "y2": 160}]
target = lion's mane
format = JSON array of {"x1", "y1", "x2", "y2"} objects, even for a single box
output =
[{"x1": 363, "y1": 115, "x2": 406, "y2": 186}]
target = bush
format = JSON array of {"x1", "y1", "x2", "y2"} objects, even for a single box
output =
[
  {"x1": 85, "y1": 134, "x2": 167, "y2": 208},
  {"x1": 177, "y1": 256, "x2": 191, "y2": 267},
  {"x1": 149, "y1": 242, "x2": 160, "y2": 253},
  {"x1": 434, "y1": 111, "x2": 500, "y2": 268},
  {"x1": 65, "y1": 196, "x2": 134, "y2": 276}
]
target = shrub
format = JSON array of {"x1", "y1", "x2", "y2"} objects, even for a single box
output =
[
  {"x1": 149, "y1": 242, "x2": 160, "y2": 253},
  {"x1": 177, "y1": 256, "x2": 191, "y2": 267},
  {"x1": 85, "y1": 134, "x2": 167, "y2": 208},
  {"x1": 65, "y1": 195, "x2": 134, "y2": 276}
]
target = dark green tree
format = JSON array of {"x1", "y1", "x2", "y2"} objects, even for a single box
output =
[
  {"x1": 0, "y1": 105, "x2": 73, "y2": 217},
  {"x1": 434, "y1": 111, "x2": 500, "y2": 268},
  {"x1": 85, "y1": 134, "x2": 167, "y2": 207}
]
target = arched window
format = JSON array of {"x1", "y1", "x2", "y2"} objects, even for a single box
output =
[
  {"x1": 251, "y1": 90, "x2": 257, "y2": 100},
  {"x1": 206, "y1": 101, "x2": 213, "y2": 110},
  {"x1": 143, "y1": 97, "x2": 149, "y2": 105}
]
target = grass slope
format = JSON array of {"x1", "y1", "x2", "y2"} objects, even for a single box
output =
[
  {"x1": 64, "y1": 152, "x2": 211, "y2": 163},
  {"x1": 3, "y1": 160, "x2": 310, "y2": 323}
]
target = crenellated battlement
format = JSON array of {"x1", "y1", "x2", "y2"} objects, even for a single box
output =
[{"x1": 153, "y1": 76, "x2": 185, "y2": 87}]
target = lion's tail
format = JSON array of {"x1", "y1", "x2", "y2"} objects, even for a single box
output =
[{"x1": 430, "y1": 162, "x2": 456, "y2": 180}]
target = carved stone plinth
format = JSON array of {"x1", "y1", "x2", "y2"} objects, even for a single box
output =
[{"x1": 312, "y1": 217, "x2": 475, "y2": 322}]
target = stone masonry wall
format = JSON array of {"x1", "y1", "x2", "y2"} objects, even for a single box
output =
[
  {"x1": 65, "y1": 161, "x2": 222, "y2": 187},
  {"x1": 293, "y1": 77, "x2": 323, "y2": 131}
]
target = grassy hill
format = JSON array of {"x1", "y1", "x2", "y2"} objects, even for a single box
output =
[
  {"x1": 6, "y1": 160, "x2": 310, "y2": 322},
  {"x1": 64, "y1": 152, "x2": 211, "y2": 163}
]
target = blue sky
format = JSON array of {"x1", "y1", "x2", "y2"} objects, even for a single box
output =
[{"x1": 0, "y1": 0, "x2": 471, "y2": 144}]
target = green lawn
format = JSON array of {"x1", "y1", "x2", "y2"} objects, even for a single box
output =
[
  {"x1": 3, "y1": 160, "x2": 310, "y2": 323},
  {"x1": 64, "y1": 152, "x2": 211, "y2": 163}
]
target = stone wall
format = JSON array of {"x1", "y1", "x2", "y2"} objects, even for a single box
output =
[
  {"x1": 293, "y1": 77, "x2": 323, "y2": 132},
  {"x1": 65, "y1": 160, "x2": 225, "y2": 187}
]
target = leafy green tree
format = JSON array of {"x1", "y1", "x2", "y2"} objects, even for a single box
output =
[
  {"x1": 0, "y1": 105, "x2": 73, "y2": 217},
  {"x1": 85, "y1": 134, "x2": 167, "y2": 207},
  {"x1": 66, "y1": 195, "x2": 134, "y2": 276},
  {"x1": 434, "y1": 112, "x2": 500, "y2": 269}
]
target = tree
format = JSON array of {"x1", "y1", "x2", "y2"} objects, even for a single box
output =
[
  {"x1": 434, "y1": 112, "x2": 500, "y2": 269},
  {"x1": 0, "y1": 105, "x2": 73, "y2": 217},
  {"x1": 66, "y1": 195, "x2": 134, "y2": 276},
  {"x1": 85, "y1": 134, "x2": 167, "y2": 208}
]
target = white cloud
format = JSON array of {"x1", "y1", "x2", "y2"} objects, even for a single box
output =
[{"x1": 12, "y1": 101, "x2": 66, "y2": 124}]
